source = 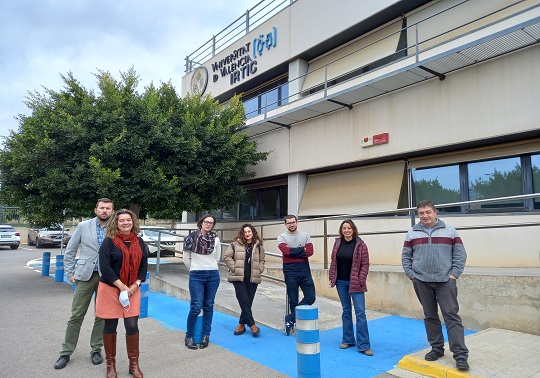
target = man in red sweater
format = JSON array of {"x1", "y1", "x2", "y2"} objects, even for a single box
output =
[{"x1": 277, "y1": 215, "x2": 316, "y2": 335}]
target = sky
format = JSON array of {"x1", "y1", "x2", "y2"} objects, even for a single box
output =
[{"x1": 0, "y1": 0, "x2": 257, "y2": 140}]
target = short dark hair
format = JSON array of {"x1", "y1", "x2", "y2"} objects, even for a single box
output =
[
  {"x1": 283, "y1": 214, "x2": 297, "y2": 223},
  {"x1": 96, "y1": 198, "x2": 114, "y2": 209},
  {"x1": 197, "y1": 214, "x2": 217, "y2": 229},
  {"x1": 338, "y1": 219, "x2": 358, "y2": 239},
  {"x1": 417, "y1": 200, "x2": 437, "y2": 212}
]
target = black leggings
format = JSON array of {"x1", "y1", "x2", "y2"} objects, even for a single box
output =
[{"x1": 103, "y1": 316, "x2": 139, "y2": 336}]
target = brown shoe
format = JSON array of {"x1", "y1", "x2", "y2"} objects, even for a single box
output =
[
  {"x1": 250, "y1": 325, "x2": 260, "y2": 337},
  {"x1": 234, "y1": 324, "x2": 246, "y2": 335},
  {"x1": 340, "y1": 344, "x2": 350, "y2": 349},
  {"x1": 360, "y1": 349, "x2": 374, "y2": 356}
]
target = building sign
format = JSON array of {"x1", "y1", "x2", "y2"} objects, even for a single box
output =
[
  {"x1": 190, "y1": 66, "x2": 209, "y2": 95},
  {"x1": 361, "y1": 133, "x2": 389, "y2": 147},
  {"x1": 210, "y1": 27, "x2": 278, "y2": 87}
]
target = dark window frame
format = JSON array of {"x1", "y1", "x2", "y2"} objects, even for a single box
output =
[{"x1": 412, "y1": 153, "x2": 539, "y2": 213}]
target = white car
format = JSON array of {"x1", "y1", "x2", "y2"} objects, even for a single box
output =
[
  {"x1": 0, "y1": 225, "x2": 20, "y2": 249},
  {"x1": 139, "y1": 226, "x2": 177, "y2": 256}
]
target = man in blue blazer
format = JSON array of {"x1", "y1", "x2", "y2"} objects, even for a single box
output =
[{"x1": 54, "y1": 198, "x2": 114, "y2": 370}]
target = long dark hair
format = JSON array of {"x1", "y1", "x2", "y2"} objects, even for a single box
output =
[
  {"x1": 233, "y1": 223, "x2": 263, "y2": 246},
  {"x1": 338, "y1": 219, "x2": 358, "y2": 239}
]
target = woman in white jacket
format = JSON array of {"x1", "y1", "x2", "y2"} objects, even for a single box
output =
[{"x1": 183, "y1": 214, "x2": 221, "y2": 350}]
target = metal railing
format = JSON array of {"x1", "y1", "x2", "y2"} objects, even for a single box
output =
[
  {"x1": 242, "y1": 0, "x2": 538, "y2": 122},
  {"x1": 185, "y1": 0, "x2": 297, "y2": 73},
  {"x1": 150, "y1": 193, "x2": 538, "y2": 322},
  {"x1": 152, "y1": 193, "x2": 540, "y2": 274}
]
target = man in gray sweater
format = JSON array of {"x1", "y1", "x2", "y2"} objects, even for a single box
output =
[{"x1": 402, "y1": 200, "x2": 469, "y2": 372}]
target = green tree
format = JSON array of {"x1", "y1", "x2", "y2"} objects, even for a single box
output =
[
  {"x1": 414, "y1": 177, "x2": 460, "y2": 205},
  {"x1": 0, "y1": 68, "x2": 268, "y2": 227},
  {"x1": 469, "y1": 165, "x2": 523, "y2": 208},
  {"x1": 469, "y1": 165, "x2": 522, "y2": 200}
]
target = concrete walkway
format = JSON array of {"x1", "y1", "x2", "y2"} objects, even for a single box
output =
[
  {"x1": 149, "y1": 259, "x2": 540, "y2": 378},
  {"x1": 27, "y1": 256, "x2": 540, "y2": 377}
]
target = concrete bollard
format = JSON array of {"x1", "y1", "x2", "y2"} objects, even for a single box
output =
[
  {"x1": 296, "y1": 305, "x2": 321, "y2": 378},
  {"x1": 54, "y1": 255, "x2": 64, "y2": 282},
  {"x1": 193, "y1": 311, "x2": 204, "y2": 344},
  {"x1": 41, "y1": 252, "x2": 51, "y2": 277},
  {"x1": 139, "y1": 272, "x2": 150, "y2": 318}
]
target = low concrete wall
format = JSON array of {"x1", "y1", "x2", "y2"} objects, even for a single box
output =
[
  {"x1": 265, "y1": 267, "x2": 540, "y2": 335},
  {"x1": 149, "y1": 274, "x2": 240, "y2": 320}
]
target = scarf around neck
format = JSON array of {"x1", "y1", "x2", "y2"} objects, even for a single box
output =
[
  {"x1": 185, "y1": 230, "x2": 216, "y2": 255},
  {"x1": 112, "y1": 232, "x2": 142, "y2": 286}
]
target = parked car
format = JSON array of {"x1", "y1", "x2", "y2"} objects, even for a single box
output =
[
  {"x1": 0, "y1": 225, "x2": 21, "y2": 249},
  {"x1": 139, "y1": 226, "x2": 177, "y2": 256},
  {"x1": 28, "y1": 226, "x2": 71, "y2": 248}
]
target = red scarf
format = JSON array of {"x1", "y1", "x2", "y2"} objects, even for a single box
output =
[{"x1": 112, "y1": 232, "x2": 142, "y2": 286}]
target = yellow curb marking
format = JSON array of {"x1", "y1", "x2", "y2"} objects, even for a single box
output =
[{"x1": 398, "y1": 356, "x2": 485, "y2": 378}]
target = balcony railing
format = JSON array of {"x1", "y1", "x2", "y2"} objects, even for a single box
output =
[
  {"x1": 242, "y1": 1, "x2": 540, "y2": 128},
  {"x1": 185, "y1": 0, "x2": 296, "y2": 74}
]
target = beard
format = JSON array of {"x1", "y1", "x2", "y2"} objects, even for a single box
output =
[{"x1": 97, "y1": 213, "x2": 112, "y2": 222}]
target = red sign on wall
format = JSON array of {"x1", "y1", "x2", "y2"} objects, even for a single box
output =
[{"x1": 373, "y1": 133, "x2": 389, "y2": 145}]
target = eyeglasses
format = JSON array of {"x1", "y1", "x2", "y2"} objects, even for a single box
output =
[
  {"x1": 116, "y1": 209, "x2": 130, "y2": 215},
  {"x1": 285, "y1": 221, "x2": 297, "y2": 225},
  {"x1": 203, "y1": 220, "x2": 215, "y2": 225}
]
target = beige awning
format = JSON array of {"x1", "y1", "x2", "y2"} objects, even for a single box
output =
[
  {"x1": 301, "y1": 18, "x2": 403, "y2": 93},
  {"x1": 298, "y1": 161, "x2": 406, "y2": 216}
]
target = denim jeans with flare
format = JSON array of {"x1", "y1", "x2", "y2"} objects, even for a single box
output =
[{"x1": 336, "y1": 279, "x2": 370, "y2": 351}]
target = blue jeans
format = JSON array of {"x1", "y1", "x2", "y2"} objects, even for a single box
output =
[
  {"x1": 186, "y1": 270, "x2": 220, "y2": 338},
  {"x1": 336, "y1": 280, "x2": 370, "y2": 351},
  {"x1": 284, "y1": 274, "x2": 316, "y2": 323}
]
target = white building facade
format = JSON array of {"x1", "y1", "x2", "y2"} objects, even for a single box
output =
[
  {"x1": 181, "y1": 0, "x2": 540, "y2": 334},
  {"x1": 182, "y1": 0, "x2": 540, "y2": 269}
]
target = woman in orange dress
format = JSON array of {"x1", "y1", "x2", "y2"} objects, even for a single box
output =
[{"x1": 96, "y1": 209, "x2": 148, "y2": 378}]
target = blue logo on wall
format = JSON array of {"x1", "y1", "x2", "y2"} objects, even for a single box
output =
[{"x1": 253, "y1": 26, "x2": 277, "y2": 58}]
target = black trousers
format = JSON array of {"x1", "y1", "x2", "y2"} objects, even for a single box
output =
[
  {"x1": 232, "y1": 280, "x2": 258, "y2": 327},
  {"x1": 413, "y1": 278, "x2": 469, "y2": 359}
]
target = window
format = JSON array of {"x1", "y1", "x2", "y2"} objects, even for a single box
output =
[
  {"x1": 243, "y1": 97, "x2": 259, "y2": 119},
  {"x1": 532, "y1": 154, "x2": 540, "y2": 209},
  {"x1": 205, "y1": 185, "x2": 287, "y2": 221},
  {"x1": 411, "y1": 153, "x2": 538, "y2": 212},
  {"x1": 412, "y1": 165, "x2": 460, "y2": 212},
  {"x1": 243, "y1": 78, "x2": 288, "y2": 119},
  {"x1": 239, "y1": 191, "x2": 257, "y2": 219},
  {"x1": 222, "y1": 204, "x2": 238, "y2": 221},
  {"x1": 468, "y1": 157, "x2": 522, "y2": 210}
]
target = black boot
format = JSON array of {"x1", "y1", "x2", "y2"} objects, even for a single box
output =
[{"x1": 184, "y1": 337, "x2": 198, "y2": 350}]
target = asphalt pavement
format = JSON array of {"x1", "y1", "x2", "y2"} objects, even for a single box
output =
[
  {"x1": 1, "y1": 247, "x2": 287, "y2": 378},
  {"x1": 5, "y1": 247, "x2": 540, "y2": 378}
]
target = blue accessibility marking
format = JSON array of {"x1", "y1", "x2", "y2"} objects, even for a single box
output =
[
  {"x1": 148, "y1": 259, "x2": 172, "y2": 265},
  {"x1": 147, "y1": 291, "x2": 475, "y2": 377}
]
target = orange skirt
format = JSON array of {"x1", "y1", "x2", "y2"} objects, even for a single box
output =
[{"x1": 95, "y1": 281, "x2": 141, "y2": 319}]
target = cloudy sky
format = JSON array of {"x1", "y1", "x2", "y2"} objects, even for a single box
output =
[{"x1": 0, "y1": 0, "x2": 257, "y2": 139}]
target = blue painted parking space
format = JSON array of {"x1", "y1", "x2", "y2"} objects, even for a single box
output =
[{"x1": 147, "y1": 291, "x2": 475, "y2": 377}]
